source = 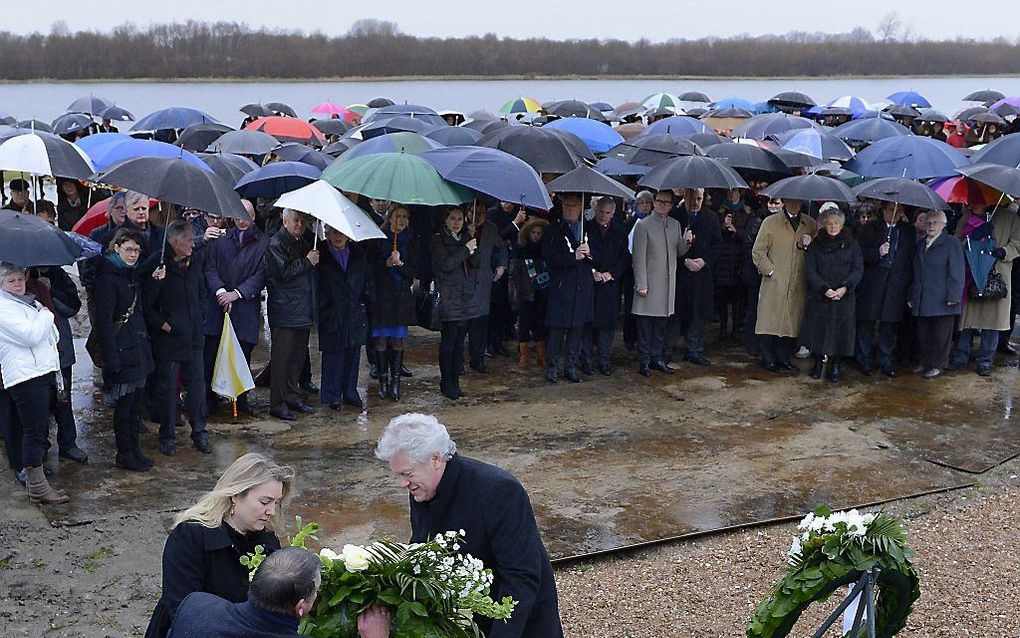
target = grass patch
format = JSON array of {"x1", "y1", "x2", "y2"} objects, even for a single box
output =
[
  {"x1": 79, "y1": 547, "x2": 111, "y2": 573},
  {"x1": 0, "y1": 555, "x2": 12, "y2": 569}
]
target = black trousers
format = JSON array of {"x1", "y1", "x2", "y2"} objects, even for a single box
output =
[
  {"x1": 467, "y1": 314, "x2": 489, "y2": 365},
  {"x1": 517, "y1": 297, "x2": 546, "y2": 343},
  {"x1": 743, "y1": 277, "x2": 762, "y2": 355},
  {"x1": 156, "y1": 349, "x2": 207, "y2": 443},
  {"x1": 665, "y1": 316, "x2": 707, "y2": 358},
  {"x1": 48, "y1": 366, "x2": 77, "y2": 452},
  {"x1": 3, "y1": 373, "x2": 53, "y2": 469},
  {"x1": 636, "y1": 315, "x2": 668, "y2": 365},
  {"x1": 439, "y1": 320, "x2": 468, "y2": 390},
  {"x1": 715, "y1": 284, "x2": 746, "y2": 337},
  {"x1": 581, "y1": 323, "x2": 615, "y2": 366},
  {"x1": 270, "y1": 327, "x2": 310, "y2": 411},
  {"x1": 546, "y1": 326, "x2": 582, "y2": 373},
  {"x1": 622, "y1": 269, "x2": 637, "y2": 347},
  {"x1": 759, "y1": 334, "x2": 797, "y2": 366},
  {"x1": 855, "y1": 320, "x2": 899, "y2": 369},
  {"x1": 917, "y1": 315, "x2": 956, "y2": 371}
]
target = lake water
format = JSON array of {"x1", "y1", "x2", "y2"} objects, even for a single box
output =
[{"x1": 2, "y1": 77, "x2": 1019, "y2": 126}]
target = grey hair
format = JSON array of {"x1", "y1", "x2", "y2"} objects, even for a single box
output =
[
  {"x1": 0, "y1": 262, "x2": 26, "y2": 281},
  {"x1": 250, "y1": 548, "x2": 321, "y2": 615},
  {"x1": 596, "y1": 196, "x2": 617, "y2": 212},
  {"x1": 635, "y1": 190, "x2": 653, "y2": 203},
  {"x1": 282, "y1": 208, "x2": 305, "y2": 222},
  {"x1": 926, "y1": 210, "x2": 947, "y2": 224},
  {"x1": 165, "y1": 219, "x2": 192, "y2": 244},
  {"x1": 820, "y1": 208, "x2": 846, "y2": 225},
  {"x1": 123, "y1": 190, "x2": 148, "y2": 210},
  {"x1": 375, "y1": 413, "x2": 457, "y2": 464}
]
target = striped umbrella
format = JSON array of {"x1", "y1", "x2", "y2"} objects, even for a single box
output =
[
  {"x1": 498, "y1": 97, "x2": 542, "y2": 115},
  {"x1": 641, "y1": 92, "x2": 683, "y2": 112}
]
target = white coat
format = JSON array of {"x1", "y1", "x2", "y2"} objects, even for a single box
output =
[{"x1": 0, "y1": 290, "x2": 60, "y2": 389}]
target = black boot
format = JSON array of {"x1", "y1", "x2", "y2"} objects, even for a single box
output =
[
  {"x1": 114, "y1": 410, "x2": 148, "y2": 472},
  {"x1": 439, "y1": 352, "x2": 458, "y2": 400},
  {"x1": 132, "y1": 425, "x2": 153, "y2": 469},
  {"x1": 368, "y1": 348, "x2": 379, "y2": 380},
  {"x1": 377, "y1": 350, "x2": 391, "y2": 399},
  {"x1": 389, "y1": 350, "x2": 403, "y2": 401},
  {"x1": 829, "y1": 359, "x2": 841, "y2": 383},
  {"x1": 810, "y1": 354, "x2": 824, "y2": 379}
]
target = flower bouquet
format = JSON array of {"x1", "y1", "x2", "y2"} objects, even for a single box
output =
[{"x1": 242, "y1": 519, "x2": 517, "y2": 638}]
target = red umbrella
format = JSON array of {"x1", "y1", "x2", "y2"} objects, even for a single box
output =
[
  {"x1": 244, "y1": 116, "x2": 326, "y2": 145},
  {"x1": 71, "y1": 196, "x2": 158, "y2": 236}
]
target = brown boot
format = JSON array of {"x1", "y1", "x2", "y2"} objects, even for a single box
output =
[
  {"x1": 535, "y1": 341, "x2": 546, "y2": 368},
  {"x1": 518, "y1": 342, "x2": 530, "y2": 370},
  {"x1": 25, "y1": 466, "x2": 69, "y2": 504}
]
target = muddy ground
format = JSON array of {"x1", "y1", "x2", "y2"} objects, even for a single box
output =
[{"x1": 1, "y1": 324, "x2": 1018, "y2": 636}]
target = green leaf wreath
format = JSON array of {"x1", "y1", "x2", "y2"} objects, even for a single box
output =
[{"x1": 747, "y1": 506, "x2": 920, "y2": 638}]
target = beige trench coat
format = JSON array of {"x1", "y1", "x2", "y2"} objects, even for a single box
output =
[
  {"x1": 752, "y1": 212, "x2": 818, "y2": 337},
  {"x1": 957, "y1": 208, "x2": 1020, "y2": 331},
  {"x1": 631, "y1": 213, "x2": 689, "y2": 317}
]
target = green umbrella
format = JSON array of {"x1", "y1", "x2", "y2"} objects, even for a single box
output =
[{"x1": 321, "y1": 152, "x2": 473, "y2": 205}]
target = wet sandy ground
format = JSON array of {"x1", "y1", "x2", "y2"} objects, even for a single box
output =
[{"x1": 1, "y1": 327, "x2": 1018, "y2": 635}]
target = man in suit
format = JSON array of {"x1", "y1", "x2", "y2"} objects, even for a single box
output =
[{"x1": 581, "y1": 196, "x2": 630, "y2": 375}]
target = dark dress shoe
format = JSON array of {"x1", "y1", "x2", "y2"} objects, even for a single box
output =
[
  {"x1": 977, "y1": 366, "x2": 993, "y2": 377},
  {"x1": 778, "y1": 362, "x2": 800, "y2": 372},
  {"x1": 828, "y1": 362, "x2": 841, "y2": 383},
  {"x1": 116, "y1": 453, "x2": 151, "y2": 472},
  {"x1": 329, "y1": 402, "x2": 342, "y2": 412},
  {"x1": 469, "y1": 361, "x2": 489, "y2": 374},
  {"x1": 651, "y1": 360, "x2": 675, "y2": 374},
  {"x1": 400, "y1": 364, "x2": 413, "y2": 377},
  {"x1": 564, "y1": 368, "x2": 581, "y2": 383},
  {"x1": 639, "y1": 363, "x2": 652, "y2": 377},
  {"x1": 545, "y1": 370, "x2": 558, "y2": 383},
  {"x1": 159, "y1": 440, "x2": 177, "y2": 456},
  {"x1": 580, "y1": 362, "x2": 594, "y2": 375},
  {"x1": 599, "y1": 363, "x2": 612, "y2": 376},
  {"x1": 287, "y1": 401, "x2": 315, "y2": 414},
  {"x1": 880, "y1": 366, "x2": 896, "y2": 378},
  {"x1": 300, "y1": 381, "x2": 320, "y2": 394},
  {"x1": 998, "y1": 343, "x2": 1018, "y2": 355},
  {"x1": 809, "y1": 356, "x2": 824, "y2": 380},
  {"x1": 270, "y1": 408, "x2": 298, "y2": 422},
  {"x1": 685, "y1": 354, "x2": 711, "y2": 366},
  {"x1": 193, "y1": 434, "x2": 213, "y2": 454},
  {"x1": 59, "y1": 447, "x2": 88, "y2": 463},
  {"x1": 855, "y1": 362, "x2": 873, "y2": 376},
  {"x1": 133, "y1": 449, "x2": 154, "y2": 469},
  {"x1": 762, "y1": 361, "x2": 782, "y2": 373},
  {"x1": 344, "y1": 397, "x2": 365, "y2": 409}
]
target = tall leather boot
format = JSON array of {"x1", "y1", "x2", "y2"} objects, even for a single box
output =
[
  {"x1": 810, "y1": 354, "x2": 824, "y2": 380},
  {"x1": 25, "y1": 466, "x2": 69, "y2": 504},
  {"x1": 368, "y1": 348, "x2": 379, "y2": 380},
  {"x1": 535, "y1": 341, "x2": 546, "y2": 368},
  {"x1": 388, "y1": 350, "x2": 403, "y2": 401},
  {"x1": 518, "y1": 342, "x2": 530, "y2": 370},
  {"x1": 377, "y1": 351, "x2": 391, "y2": 400},
  {"x1": 115, "y1": 408, "x2": 149, "y2": 472},
  {"x1": 829, "y1": 358, "x2": 841, "y2": 383}
]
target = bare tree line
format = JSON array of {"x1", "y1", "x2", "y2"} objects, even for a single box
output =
[{"x1": 1, "y1": 18, "x2": 1018, "y2": 80}]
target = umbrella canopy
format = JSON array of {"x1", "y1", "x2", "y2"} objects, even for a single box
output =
[
  {"x1": 928, "y1": 175, "x2": 999, "y2": 206},
  {"x1": 52, "y1": 113, "x2": 94, "y2": 136},
  {"x1": 683, "y1": 132, "x2": 732, "y2": 148},
  {"x1": 234, "y1": 161, "x2": 321, "y2": 199},
  {"x1": 954, "y1": 106, "x2": 989, "y2": 122},
  {"x1": 969, "y1": 133, "x2": 1020, "y2": 167},
  {"x1": 771, "y1": 128, "x2": 854, "y2": 161},
  {"x1": 499, "y1": 97, "x2": 543, "y2": 115},
  {"x1": 915, "y1": 109, "x2": 949, "y2": 123},
  {"x1": 731, "y1": 113, "x2": 818, "y2": 140},
  {"x1": 77, "y1": 135, "x2": 212, "y2": 172},
  {"x1": 275, "y1": 180, "x2": 387, "y2": 242},
  {"x1": 71, "y1": 197, "x2": 114, "y2": 236},
  {"x1": 346, "y1": 104, "x2": 370, "y2": 116},
  {"x1": 844, "y1": 136, "x2": 970, "y2": 180},
  {"x1": 0, "y1": 131, "x2": 94, "y2": 179},
  {"x1": 0, "y1": 111, "x2": 17, "y2": 126},
  {"x1": 424, "y1": 126, "x2": 482, "y2": 146},
  {"x1": 17, "y1": 120, "x2": 54, "y2": 133},
  {"x1": 831, "y1": 118, "x2": 913, "y2": 143},
  {"x1": 90, "y1": 157, "x2": 251, "y2": 220},
  {"x1": 198, "y1": 153, "x2": 259, "y2": 185},
  {"x1": 678, "y1": 91, "x2": 711, "y2": 103},
  {"x1": 265, "y1": 102, "x2": 297, "y2": 117},
  {"x1": 712, "y1": 97, "x2": 756, "y2": 111},
  {"x1": 705, "y1": 143, "x2": 790, "y2": 176},
  {"x1": 590, "y1": 101, "x2": 614, "y2": 112},
  {"x1": 476, "y1": 126, "x2": 589, "y2": 174},
  {"x1": 607, "y1": 134, "x2": 701, "y2": 167},
  {"x1": 546, "y1": 100, "x2": 606, "y2": 121},
  {"x1": 760, "y1": 174, "x2": 855, "y2": 202},
  {"x1": 96, "y1": 105, "x2": 135, "y2": 122},
  {"x1": 768, "y1": 91, "x2": 816, "y2": 109},
  {"x1": 240, "y1": 103, "x2": 273, "y2": 118},
  {"x1": 545, "y1": 165, "x2": 636, "y2": 200},
  {"x1": 613, "y1": 101, "x2": 643, "y2": 118},
  {"x1": 988, "y1": 97, "x2": 1020, "y2": 112},
  {"x1": 641, "y1": 93, "x2": 684, "y2": 112},
  {"x1": 66, "y1": 95, "x2": 113, "y2": 115},
  {"x1": 704, "y1": 107, "x2": 754, "y2": 119},
  {"x1": 132, "y1": 107, "x2": 220, "y2": 131},
  {"x1": 638, "y1": 155, "x2": 748, "y2": 191},
  {"x1": 852, "y1": 177, "x2": 949, "y2": 210},
  {"x1": 0, "y1": 209, "x2": 83, "y2": 267},
  {"x1": 207, "y1": 129, "x2": 280, "y2": 155},
  {"x1": 271, "y1": 143, "x2": 334, "y2": 170},
  {"x1": 968, "y1": 112, "x2": 1007, "y2": 126},
  {"x1": 463, "y1": 119, "x2": 509, "y2": 135},
  {"x1": 957, "y1": 163, "x2": 1020, "y2": 198},
  {"x1": 964, "y1": 90, "x2": 1005, "y2": 103},
  {"x1": 322, "y1": 140, "x2": 354, "y2": 157},
  {"x1": 175, "y1": 122, "x2": 235, "y2": 152},
  {"x1": 467, "y1": 110, "x2": 498, "y2": 121},
  {"x1": 244, "y1": 117, "x2": 326, "y2": 145},
  {"x1": 321, "y1": 152, "x2": 473, "y2": 206},
  {"x1": 886, "y1": 105, "x2": 921, "y2": 119},
  {"x1": 827, "y1": 95, "x2": 871, "y2": 113},
  {"x1": 334, "y1": 131, "x2": 443, "y2": 165},
  {"x1": 365, "y1": 104, "x2": 444, "y2": 126},
  {"x1": 311, "y1": 103, "x2": 360, "y2": 123},
  {"x1": 768, "y1": 148, "x2": 825, "y2": 169},
  {"x1": 544, "y1": 118, "x2": 624, "y2": 153},
  {"x1": 360, "y1": 115, "x2": 434, "y2": 139},
  {"x1": 367, "y1": 97, "x2": 396, "y2": 109},
  {"x1": 313, "y1": 119, "x2": 353, "y2": 137},
  {"x1": 886, "y1": 91, "x2": 932, "y2": 108},
  {"x1": 593, "y1": 157, "x2": 650, "y2": 178},
  {"x1": 420, "y1": 146, "x2": 552, "y2": 210}
]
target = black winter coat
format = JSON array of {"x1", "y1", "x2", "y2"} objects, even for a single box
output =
[
  {"x1": 368, "y1": 231, "x2": 416, "y2": 328},
  {"x1": 265, "y1": 227, "x2": 316, "y2": 329},
  {"x1": 145, "y1": 521, "x2": 281, "y2": 638},
  {"x1": 586, "y1": 219, "x2": 630, "y2": 328},
  {"x1": 40, "y1": 267, "x2": 81, "y2": 369},
  {"x1": 93, "y1": 257, "x2": 154, "y2": 386},
  {"x1": 317, "y1": 244, "x2": 372, "y2": 351},
  {"x1": 855, "y1": 220, "x2": 915, "y2": 323},
  {"x1": 409, "y1": 455, "x2": 563, "y2": 638},
  {"x1": 673, "y1": 207, "x2": 723, "y2": 322},
  {"x1": 910, "y1": 232, "x2": 965, "y2": 318},
  {"x1": 800, "y1": 230, "x2": 864, "y2": 356},
  {"x1": 144, "y1": 251, "x2": 206, "y2": 361},
  {"x1": 541, "y1": 218, "x2": 594, "y2": 329},
  {"x1": 202, "y1": 226, "x2": 268, "y2": 344},
  {"x1": 431, "y1": 228, "x2": 477, "y2": 323},
  {"x1": 168, "y1": 594, "x2": 301, "y2": 638}
]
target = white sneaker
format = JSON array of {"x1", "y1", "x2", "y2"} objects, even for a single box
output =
[{"x1": 794, "y1": 346, "x2": 811, "y2": 359}]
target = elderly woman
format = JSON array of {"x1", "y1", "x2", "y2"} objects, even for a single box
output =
[
  {"x1": 0, "y1": 263, "x2": 67, "y2": 503},
  {"x1": 145, "y1": 453, "x2": 295, "y2": 638},
  {"x1": 909, "y1": 210, "x2": 966, "y2": 379},
  {"x1": 368, "y1": 205, "x2": 415, "y2": 402},
  {"x1": 800, "y1": 208, "x2": 863, "y2": 382},
  {"x1": 431, "y1": 208, "x2": 478, "y2": 400}
]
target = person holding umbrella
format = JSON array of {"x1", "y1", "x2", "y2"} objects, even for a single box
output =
[
  {"x1": 368, "y1": 205, "x2": 415, "y2": 402},
  {"x1": 581, "y1": 196, "x2": 629, "y2": 375},
  {"x1": 431, "y1": 207, "x2": 478, "y2": 399},
  {"x1": 3, "y1": 178, "x2": 31, "y2": 211},
  {"x1": 465, "y1": 199, "x2": 508, "y2": 375}
]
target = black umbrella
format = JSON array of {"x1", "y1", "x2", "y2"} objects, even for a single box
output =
[
  {"x1": 760, "y1": 174, "x2": 855, "y2": 202},
  {"x1": 207, "y1": 129, "x2": 280, "y2": 155},
  {"x1": 240, "y1": 103, "x2": 273, "y2": 118},
  {"x1": 0, "y1": 111, "x2": 16, "y2": 125},
  {"x1": 52, "y1": 113, "x2": 94, "y2": 136},
  {"x1": 769, "y1": 147, "x2": 824, "y2": 169},
  {"x1": 968, "y1": 112, "x2": 1007, "y2": 126},
  {"x1": 593, "y1": 157, "x2": 650, "y2": 178},
  {"x1": 955, "y1": 106, "x2": 989, "y2": 121},
  {"x1": 271, "y1": 142, "x2": 333, "y2": 170},
  {"x1": 704, "y1": 107, "x2": 754, "y2": 119},
  {"x1": 820, "y1": 106, "x2": 854, "y2": 117},
  {"x1": 543, "y1": 128, "x2": 597, "y2": 163},
  {"x1": 546, "y1": 100, "x2": 606, "y2": 121},
  {"x1": 476, "y1": 125, "x2": 587, "y2": 174},
  {"x1": 367, "y1": 97, "x2": 395, "y2": 108},
  {"x1": 545, "y1": 165, "x2": 636, "y2": 200},
  {"x1": 176, "y1": 122, "x2": 235, "y2": 152},
  {"x1": 197, "y1": 153, "x2": 259, "y2": 184},
  {"x1": 463, "y1": 119, "x2": 509, "y2": 134},
  {"x1": 681, "y1": 132, "x2": 732, "y2": 148},
  {"x1": 963, "y1": 90, "x2": 1005, "y2": 103},
  {"x1": 992, "y1": 103, "x2": 1020, "y2": 119},
  {"x1": 705, "y1": 144, "x2": 790, "y2": 176},
  {"x1": 967, "y1": 133, "x2": 1020, "y2": 167},
  {"x1": 768, "y1": 91, "x2": 817, "y2": 109},
  {"x1": 958, "y1": 163, "x2": 1020, "y2": 198},
  {"x1": 90, "y1": 157, "x2": 251, "y2": 220},
  {"x1": 322, "y1": 140, "x2": 355, "y2": 157},
  {"x1": 607, "y1": 134, "x2": 701, "y2": 167},
  {"x1": 915, "y1": 110, "x2": 949, "y2": 123},
  {"x1": 638, "y1": 155, "x2": 748, "y2": 191},
  {"x1": 678, "y1": 91, "x2": 711, "y2": 103},
  {"x1": 66, "y1": 95, "x2": 113, "y2": 115},
  {"x1": 732, "y1": 113, "x2": 818, "y2": 140},
  {"x1": 0, "y1": 209, "x2": 83, "y2": 267},
  {"x1": 852, "y1": 177, "x2": 949, "y2": 210},
  {"x1": 17, "y1": 119, "x2": 54, "y2": 133},
  {"x1": 97, "y1": 105, "x2": 135, "y2": 122},
  {"x1": 313, "y1": 119, "x2": 352, "y2": 136},
  {"x1": 685, "y1": 107, "x2": 709, "y2": 118},
  {"x1": 265, "y1": 102, "x2": 297, "y2": 117},
  {"x1": 644, "y1": 106, "x2": 677, "y2": 120},
  {"x1": 886, "y1": 105, "x2": 920, "y2": 118},
  {"x1": 831, "y1": 118, "x2": 913, "y2": 143}
]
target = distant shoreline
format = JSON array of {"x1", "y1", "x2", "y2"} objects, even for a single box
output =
[{"x1": 2, "y1": 73, "x2": 1019, "y2": 84}]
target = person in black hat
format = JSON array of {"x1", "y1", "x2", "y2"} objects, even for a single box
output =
[{"x1": 5, "y1": 179, "x2": 31, "y2": 212}]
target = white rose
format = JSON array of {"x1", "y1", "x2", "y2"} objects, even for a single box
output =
[
  {"x1": 341, "y1": 544, "x2": 372, "y2": 572},
  {"x1": 319, "y1": 547, "x2": 339, "y2": 561}
]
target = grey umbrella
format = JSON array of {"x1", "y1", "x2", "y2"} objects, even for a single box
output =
[
  {"x1": 638, "y1": 155, "x2": 748, "y2": 191},
  {"x1": 545, "y1": 165, "x2": 636, "y2": 200},
  {"x1": 207, "y1": 129, "x2": 281, "y2": 155},
  {"x1": 957, "y1": 163, "x2": 1020, "y2": 198},
  {"x1": 198, "y1": 153, "x2": 259, "y2": 184},
  {"x1": 265, "y1": 102, "x2": 297, "y2": 117},
  {"x1": 66, "y1": 95, "x2": 113, "y2": 115},
  {"x1": 852, "y1": 177, "x2": 949, "y2": 210},
  {"x1": 760, "y1": 174, "x2": 855, "y2": 202}
]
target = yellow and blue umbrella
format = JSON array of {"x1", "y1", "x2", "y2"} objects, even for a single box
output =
[{"x1": 499, "y1": 97, "x2": 542, "y2": 115}]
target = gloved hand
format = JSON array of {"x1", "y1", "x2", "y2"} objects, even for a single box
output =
[{"x1": 992, "y1": 247, "x2": 1007, "y2": 260}]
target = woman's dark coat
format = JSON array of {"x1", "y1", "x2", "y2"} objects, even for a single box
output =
[
  {"x1": 409, "y1": 455, "x2": 563, "y2": 638},
  {"x1": 92, "y1": 257, "x2": 154, "y2": 385},
  {"x1": 585, "y1": 218, "x2": 630, "y2": 329},
  {"x1": 144, "y1": 251, "x2": 206, "y2": 362},
  {"x1": 317, "y1": 243, "x2": 372, "y2": 351},
  {"x1": 540, "y1": 217, "x2": 594, "y2": 329},
  {"x1": 466, "y1": 219, "x2": 509, "y2": 319},
  {"x1": 430, "y1": 227, "x2": 477, "y2": 323},
  {"x1": 855, "y1": 220, "x2": 915, "y2": 323},
  {"x1": 799, "y1": 230, "x2": 864, "y2": 356},
  {"x1": 368, "y1": 232, "x2": 416, "y2": 328},
  {"x1": 673, "y1": 206, "x2": 723, "y2": 322},
  {"x1": 264, "y1": 227, "x2": 316, "y2": 329},
  {"x1": 144, "y1": 521, "x2": 281, "y2": 638},
  {"x1": 41, "y1": 267, "x2": 81, "y2": 369},
  {"x1": 715, "y1": 202, "x2": 755, "y2": 289},
  {"x1": 202, "y1": 226, "x2": 268, "y2": 345},
  {"x1": 910, "y1": 232, "x2": 966, "y2": 317}
]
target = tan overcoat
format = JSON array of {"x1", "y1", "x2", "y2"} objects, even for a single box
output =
[{"x1": 752, "y1": 212, "x2": 818, "y2": 337}]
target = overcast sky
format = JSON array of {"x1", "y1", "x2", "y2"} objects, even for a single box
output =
[{"x1": 9, "y1": 1, "x2": 1019, "y2": 41}]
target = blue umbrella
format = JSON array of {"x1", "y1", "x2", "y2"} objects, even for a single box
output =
[
  {"x1": 52, "y1": 113, "x2": 94, "y2": 136},
  {"x1": 131, "y1": 107, "x2": 220, "y2": 131},
  {"x1": 712, "y1": 97, "x2": 757, "y2": 111},
  {"x1": 831, "y1": 118, "x2": 913, "y2": 143},
  {"x1": 844, "y1": 136, "x2": 970, "y2": 179},
  {"x1": 271, "y1": 143, "x2": 334, "y2": 170},
  {"x1": 424, "y1": 126, "x2": 483, "y2": 146},
  {"x1": 77, "y1": 135, "x2": 212, "y2": 172},
  {"x1": 545, "y1": 118, "x2": 624, "y2": 153},
  {"x1": 360, "y1": 116, "x2": 434, "y2": 139},
  {"x1": 827, "y1": 95, "x2": 871, "y2": 113},
  {"x1": 363, "y1": 105, "x2": 447, "y2": 128},
  {"x1": 334, "y1": 132, "x2": 443, "y2": 165},
  {"x1": 641, "y1": 116, "x2": 710, "y2": 137},
  {"x1": 96, "y1": 105, "x2": 135, "y2": 122},
  {"x1": 771, "y1": 129, "x2": 854, "y2": 161},
  {"x1": 420, "y1": 146, "x2": 553, "y2": 210},
  {"x1": 234, "y1": 161, "x2": 321, "y2": 199},
  {"x1": 752, "y1": 101, "x2": 780, "y2": 115},
  {"x1": 851, "y1": 110, "x2": 895, "y2": 121},
  {"x1": 594, "y1": 157, "x2": 650, "y2": 177},
  {"x1": 887, "y1": 91, "x2": 932, "y2": 108},
  {"x1": 731, "y1": 113, "x2": 818, "y2": 140}
]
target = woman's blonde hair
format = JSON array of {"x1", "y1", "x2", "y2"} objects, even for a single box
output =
[
  {"x1": 173, "y1": 453, "x2": 295, "y2": 531},
  {"x1": 384, "y1": 205, "x2": 410, "y2": 231}
]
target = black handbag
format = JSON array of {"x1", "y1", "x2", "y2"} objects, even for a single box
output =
[
  {"x1": 415, "y1": 284, "x2": 443, "y2": 332},
  {"x1": 969, "y1": 269, "x2": 1008, "y2": 301}
]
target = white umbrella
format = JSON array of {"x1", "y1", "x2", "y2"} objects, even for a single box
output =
[
  {"x1": 0, "y1": 132, "x2": 94, "y2": 179},
  {"x1": 275, "y1": 179, "x2": 386, "y2": 242}
]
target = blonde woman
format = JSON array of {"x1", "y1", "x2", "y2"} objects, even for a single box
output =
[{"x1": 144, "y1": 453, "x2": 295, "y2": 638}]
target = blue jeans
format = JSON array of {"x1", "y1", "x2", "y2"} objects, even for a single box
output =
[
  {"x1": 320, "y1": 346, "x2": 361, "y2": 405},
  {"x1": 951, "y1": 328, "x2": 998, "y2": 369}
]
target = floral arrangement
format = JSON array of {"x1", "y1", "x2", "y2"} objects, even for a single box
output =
[
  {"x1": 242, "y1": 519, "x2": 517, "y2": 638},
  {"x1": 747, "y1": 505, "x2": 920, "y2": 638}
]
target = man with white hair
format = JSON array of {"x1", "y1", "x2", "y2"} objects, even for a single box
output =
[
  {"x1": 265, "y1": 209, "x2": 319, "y2": 421},
  {"x1": 376, "y1": 413, "x2": 563, "y2": 638}
]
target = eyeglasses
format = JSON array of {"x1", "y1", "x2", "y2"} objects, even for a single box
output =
[
  {"x1": 654, "y1": 199, "x2": 673, "y2": 205},
  {"x1": 118, "y1": 246, "x2": 142, "y2": 254}
]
